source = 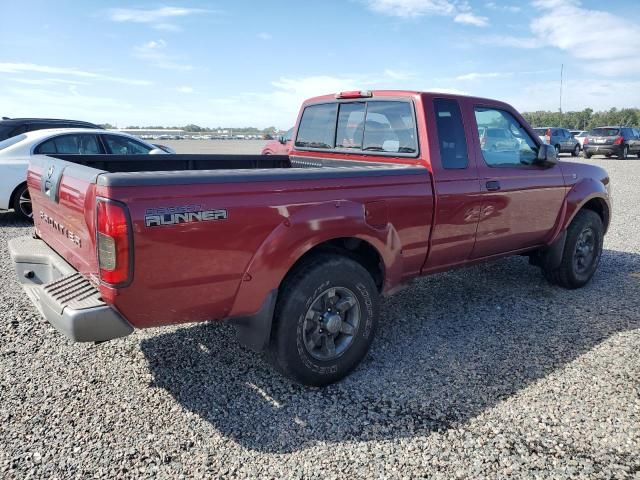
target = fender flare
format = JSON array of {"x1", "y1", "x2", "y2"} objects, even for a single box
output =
[{"x1": 227, "y1": 200, "x2": 402, "y2": 320}]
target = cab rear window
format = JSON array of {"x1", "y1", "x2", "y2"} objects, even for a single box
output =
[{"x1": 295, "y1": 100, "x2": 417, "y2": 155}]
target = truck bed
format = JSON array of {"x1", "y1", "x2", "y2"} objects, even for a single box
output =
[{"x1": 27, "y1": 153, "x2": 433, "y2": 332}]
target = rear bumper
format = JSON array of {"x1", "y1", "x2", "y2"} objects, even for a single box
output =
[
  {"x1": 8, "y1": 236, "x2": 133, "y2": 342},
  {"x1": 584, "y1": 144, "x2": 622, "y2": 156}
]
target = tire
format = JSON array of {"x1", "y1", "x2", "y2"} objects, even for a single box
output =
[
  {"x1": 543, "y1": 210, "x2": 603, "y2": 289},
  {"x1": 619, "y1": 145, "x2": 628, "y2": 159},
  {"x1": 637, "y1": 153, "x2": 640, "y2": 159},
  {"x1": 267, "y1": 254, "x2": 379, "y2": 386},
  {"x1": 571, "y1": 144, "x2": 580, "y2": 157},
  {"x1": 554, "y1": 144, "x2": 561, "y2": 156},
  {"x1": 584, "y1": 151, "x2": 592, "y2": 159},
  {"x1": 12, "y1": 183, "x2": 32, "y2": 220}
]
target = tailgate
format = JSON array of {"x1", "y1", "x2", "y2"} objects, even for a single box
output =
[{"x1": 28, "y1": 155, "x2": 102, "y2": 279}]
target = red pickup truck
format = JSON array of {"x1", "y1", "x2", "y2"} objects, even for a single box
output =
[{"x1": 9, "y1": 90, "x2": 611, "y2": 386}]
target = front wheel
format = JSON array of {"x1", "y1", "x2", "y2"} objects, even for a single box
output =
[
  {"x1": 584, "y1": 151, "x2": 592, "y2": 159},
  {"x1": 267, "y1": 254, "x2": 379, "y2": 386},
  {"x1": 12, "y1": 184, "x2": 32, "y2": 220},
  {"x1": 543, "y1": 210, "x2": 603, "y2": 289}
]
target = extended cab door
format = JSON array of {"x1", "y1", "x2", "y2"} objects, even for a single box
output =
[
  {"x1": 469, "y1": 105, "x2": 566, "y2": 258},
  {"x1": 422, "y1": 98, "x2": 482, "y2": 272}
]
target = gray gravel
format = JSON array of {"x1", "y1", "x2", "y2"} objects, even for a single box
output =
[{"x1": 1, "y1": 157, "x2": 639, "y2": 479}]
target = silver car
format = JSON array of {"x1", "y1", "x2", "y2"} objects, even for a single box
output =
[{"x1": 533, "y1": 127, "x2": 580, "y2": 156}]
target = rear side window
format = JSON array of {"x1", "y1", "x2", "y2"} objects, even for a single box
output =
[
  {"x1": 433, "y1": 98, "x2": 468, "y2": 169},
  {"x1": 35, "y1": 134, "x2": 102, "y2": 154},
  {"x1": 295, "y1": 103, "x2": 338, "y2": 149}
]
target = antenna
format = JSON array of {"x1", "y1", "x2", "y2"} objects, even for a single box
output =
[{"x1": 559, "y1": 64, "x2": 564, "y2": 114}]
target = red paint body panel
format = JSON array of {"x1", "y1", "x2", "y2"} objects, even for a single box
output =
[{"x1": 26, "y1": 90, "x2": 611, "y2": 334}]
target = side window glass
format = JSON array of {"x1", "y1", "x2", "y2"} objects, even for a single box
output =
[
  {"x1": 35, "y1": 138, "x2": 57, "y2": 154},
  {"x1": 295, "y1": 103, "x2": 338, "y2": 149},
  {"x1": 362, "y1": 101, "x2": 417, "y2": 153},
  {"x1": 54, "y1": 134, "x2": 82, "y2": 154},
  {"x1": 433, "y1": 98, "x2": 468, "y2": 169},
  {"x1": 335, "y1": 102, "x2": 365, "y2": 149},
  {"x1": 77, "y1": 135, "x2": 101, "y2": 154},
  {"x1": 474, "y1": 107, "x2": 538, "y2": 167},
  {"x1": 104, "y1": 135, "x2": 152, "y2": 154}
]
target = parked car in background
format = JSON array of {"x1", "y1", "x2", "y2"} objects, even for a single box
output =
[
  {"x1": 261, "y1": 127, "x2": 293, "y2": 155},
  {"x1": 0, "y1": 117, "x2": 99, "y2": 142},
  {"x1": 533, "y1": 127, "x2": 580, "y2": 156},
  {"x1": 570, "y1": 130, "x2": 589, "y2": 149},
  {"x1": 583, "y1": 126, "x2": 640, "y2": 159},
  {"x1": 10, "y1": 90, "x2": 611, "y2": 386},
  {"x1": 478, "y1": 127, "x2": 519, "y2": 152},
  {"x1": 0, "y1": 128, "x2": 168, "y2": 219}
]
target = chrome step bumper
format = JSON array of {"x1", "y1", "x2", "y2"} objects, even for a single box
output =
[{"x1": 8, "y1": 236, "x2": 133, "y2": 342}]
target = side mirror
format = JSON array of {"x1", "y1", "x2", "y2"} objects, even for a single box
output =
[{"x1": 536, "y1": 143, "x2": 557, "y2": 166}]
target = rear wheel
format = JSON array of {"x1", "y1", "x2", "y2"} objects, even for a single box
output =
[
  {"x1": 12, "y1": 183, "x2": 32, "y2": 220},
  {"x1": 584, "y1": 151, "x2": 592, "y2": 159},
  {"x1": 543, "y1": 210, "x2": 603, "y2": 289},
  {"x1": 619, "y1": 145, "x2": 628, "y2": 159},
  {"x1": 572, "y1": 144, "x2": 580, "y2": 157},
  {"x1": 267, "y1": 254, "x2": 379, "y2": 386}
]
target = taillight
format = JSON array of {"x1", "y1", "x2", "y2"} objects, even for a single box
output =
[
  {"x1": 613, "y1": 136, "x2": 623, "y2": 145},
  {"x1": 97, "y1": 199, "x2": 132, "y2": 286}
]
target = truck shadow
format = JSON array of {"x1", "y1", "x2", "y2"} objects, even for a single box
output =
[
  {"x1": 140, "y1": 249, "x2": 639, "y2": 453},
  {"x1": 0, "y1": 211, "x2": 32, "y2": 228}
]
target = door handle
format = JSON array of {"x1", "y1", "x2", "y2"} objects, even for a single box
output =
[{"x1": 486, "y1": 180, "x2": 501, "y2": 191}]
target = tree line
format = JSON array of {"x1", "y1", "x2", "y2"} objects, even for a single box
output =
[{"x1": 521, "y1": 108, "x2": 640, "y2": 131}]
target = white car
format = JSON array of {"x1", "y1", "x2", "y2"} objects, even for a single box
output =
[
  {"x1": 0, "y1": 128, "x2": 169, "y2": 219},
  {"x1": 570, "y1": 130, "x2": 589, "y2": 148}
]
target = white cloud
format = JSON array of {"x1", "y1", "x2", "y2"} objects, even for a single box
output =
[
  {"x1": 476, "y1": 34, "x2": 537, "y2": 49},
  {"x1": 485, "y1": 2, "x2": 521, "y2": 13},
  {"x1": 455, "y1": 71, "x2": 505, "y2": 81},
  {"x1": 364, "y1": 0, "x2": 455, "y2": 17},
  {"x1": 363, "y1": 0, "x2": 487, "y2": 25},
  {"x1": 480, "y1": 1, "x2": 638, "y2": 76},
  {"x1": 107, "y1": 6, "x2": 212, "y2": 31},
  {"x1": 454, "y1": 12, "x2": 488, "y2": 27},
  {"x1": 530, "y1": 0, "x2": 638, "y2": 71},
  {"x1": 176, "y1": 86, "x2": 194, "y2": 93},
  {"x1": 384, "y1": 69, "x2": 415, "y2": 80},
  {"x1": 0, "y1": 62, "x2": 151, "y2": 86},
  {"x1": 0, "y1": 86, "x2": 133, "y2": 123},
  {"x1": 108, "y1": 6, "x2": 207, "y2": 23},
  {"x1": 257, "y1": 32, "x2": 272, "y2": 41},
  {"x1": 133, "y1": 40, "x2": 193, "y2": 71},
  {"x1": 507, "y1": 79, "x2": 640, "y2": 112}
]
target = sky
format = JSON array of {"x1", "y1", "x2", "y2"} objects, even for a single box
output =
[{"x1": 1, "y1": 0, "x2": 639, "y2": 129}]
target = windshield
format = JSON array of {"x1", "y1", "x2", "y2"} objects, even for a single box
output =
[{"x1": 590, "y1": 128, "x2": 619, "y2": 137}]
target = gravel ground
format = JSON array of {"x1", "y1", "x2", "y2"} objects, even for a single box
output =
[{"x1": 1, "y1": 157, "x2": 638, "y2": 479}]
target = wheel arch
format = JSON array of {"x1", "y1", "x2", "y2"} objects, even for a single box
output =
[{"x1": 9, "y1": 181, "x2": 28, "y2": 211}]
